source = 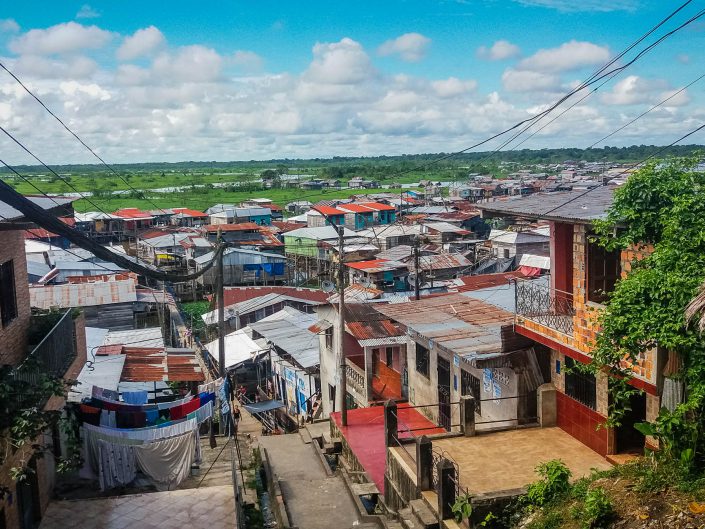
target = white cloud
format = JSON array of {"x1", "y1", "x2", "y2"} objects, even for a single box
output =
[
  {"x1": 305, "y1": 38, "x2": 375, "y2": 84},
  {"x1": 476, "y1": 40, "x2": 521, "y2": 61},
  {"x1": 378, "y1": 33, "x2": 431, "y2": 62},
  {"x1": 514, "y1": 0, "x2": 638, "y2": 12},
  {"x1": 431, "y1": 77, "x2": 477, "y2": 98},
  {"x1": 677, "y1": 54, "x2": 690, "y2": 64},
  {"x1": 600, "y1": 75, "x2": 688, "y2": 107},
  {"x1": 231, "y1": 50, "x2": 264, "y2": 72},
  {"x1": 502, "y1": 68, "x2": 560, "y2": 92},
  {"x1": 0, "y1": 27, "x2": 700, "y2": 164},
  {"x1": 9, "y1": 22, "x2": 112, "y2": 55},
  {"x1": 76, "y1": 4, "x2": 100, "y2": 19},
  {"x1": 0, "y1": 19, "x2": 19, "y2": 33},
  {"x1": 116, "y1": 26, "x2": 165, "y2": 61},
  {"x1": 151, "y1": 45, "x2": 223, "y2": 83},
  {"x1": 518, "y1": 40, "x2": 610, "y2": 73}
]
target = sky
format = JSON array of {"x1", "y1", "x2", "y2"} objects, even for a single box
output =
[{"x1": 0, "y1": 1, "x2": 703, "y2": 164}]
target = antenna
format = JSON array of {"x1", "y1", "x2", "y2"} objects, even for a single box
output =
[
  {"x1": 408, "y1": 272, "x2": 418, "y2": 286},
  {"x1": 321, "y1": 280, "x2": 336, "y2": 293}
]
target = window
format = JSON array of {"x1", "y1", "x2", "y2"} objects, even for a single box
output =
[
  {"x1": 385, "y1": 347, "x2": 394, "y2": 366},
  {"x1": 587, "y1": 237, "x2": 620, "y2": 304},
  {"x1": 416, "y1": 342, "x2": 430, "y2": 377},
  {"x1": 503, "y1": 248, "x2": 510, "y2": 258},
  {"x1": 564, "y1": 357, "x2": 597, "y2": 410},
  {"x1": 324, "y1": 327, "x2": 333, "y2": 350},
  {"x1": 460, "y1": 370, "x2": 482, "y2": 413},
  {"x1": 0, "y1": 260, "x2": 17, "y2": 327}
]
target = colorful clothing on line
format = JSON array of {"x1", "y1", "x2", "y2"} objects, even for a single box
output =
[{"x1": 122, "y1": 390, "x2": 149, "y2": 405}]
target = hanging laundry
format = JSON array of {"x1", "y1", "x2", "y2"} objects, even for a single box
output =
[
  {"x1": 79, "y1": 404, "x2": 101, "y2": 426},
  {"x1": 97, "y1": 440, "x2": 137, "y2": 491},
  {"x1": 133, "y1": 430, "x2": 197, "y2": 491},
  {"x1": 122, "y1": 390, "x2": 149, "y2": 405},
  {"x1": 99, "y1": 410, "x2": 117, "y2": 428},
  {"x1": 92, "y1": 385, "x2": 120, "y2": 401},
  {"x1": 145, "y1": 409, "x2": 160, "y2": 426}
]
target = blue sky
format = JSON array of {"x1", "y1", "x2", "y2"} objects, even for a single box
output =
[{"x1": 0, "y1": 1, "x2": 703, "y2": 163}]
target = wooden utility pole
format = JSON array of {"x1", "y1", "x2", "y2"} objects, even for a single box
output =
[
  {"x1": 337, "y1": 224, "x2": 348, "y2": 426},
  {"x1": 217, "y1": 237, "x2": 226, "y2": 378},
  {"x1": 414, "y1": 237, "x2": 421, "y2": 301}
]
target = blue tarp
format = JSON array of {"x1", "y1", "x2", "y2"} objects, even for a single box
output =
[{"x1": 243, "y1": 400, "x2": 286, "y2": 414}]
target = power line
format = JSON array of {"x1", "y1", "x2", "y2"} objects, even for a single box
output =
[
  {"x1": 0, "y1": 61, "x2": 171, "y2": 215},
  {"x1": 541, "y1": 122, "x2": 705, "y2": 217}
]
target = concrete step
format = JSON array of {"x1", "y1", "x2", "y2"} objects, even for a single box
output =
[
  {"x1": 398, "y1": 506, "x2": 422, "y2": 529},
  {"x1": 409, "y1": 499, "x2": 439, "y2": 529},
  {"x1": 299, "y1": 426, "x2": 313, "y2": 444},
  {"x1": 385, "y1": 522, "x2": 405, "y2": 529}
]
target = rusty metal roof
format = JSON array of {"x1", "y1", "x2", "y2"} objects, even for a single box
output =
[
  {"x1": 346, "y1": 319, "x2": 404, "y2": 340},
  {"x1": 374, "y1": 294, "x2": 514, "y2": 357},
  {"x1": 29, "y1": 274, "x2": 138, "y2": 309},
  {"x1": 419, "y1": 253, "x2": 472, "y2": 271},
  {"x1": 120, "y1": 347, "x2": 205, "y2": 383}
]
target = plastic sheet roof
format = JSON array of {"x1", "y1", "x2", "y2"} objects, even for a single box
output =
[{"x1": 204, "y1": 329, "x2": 268, "y2": 369}]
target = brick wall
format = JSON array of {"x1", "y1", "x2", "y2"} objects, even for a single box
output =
[{"x1": 0, "y1": 230, "x2": 31, "y2": 366}]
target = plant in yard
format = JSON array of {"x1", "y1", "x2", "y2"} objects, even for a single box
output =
[
  {"x1": 526, "y1": 460, "x2": 572, "y2": 508},
  {"x1": 579, "y1": 487, "x2": 614, "y2": 528},
  {"x1": 451, "y1": 492, "x2": 473, "y2": 523}
]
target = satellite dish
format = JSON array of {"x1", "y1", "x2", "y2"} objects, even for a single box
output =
[
  {"x1": 359, "y1": 277, "x2": 373, "y2": 288},
  {"x1": 321, "y1": 280, "x2": 336, "y2": 293},
  {"x1": 226, "y1": 308, "x2": 236, "y2": 319},
  {"x1": 408, "y1": 272, "x2": 418, "y2": 286}
]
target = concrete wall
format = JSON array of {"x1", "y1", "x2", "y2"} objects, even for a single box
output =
[
  {"x1": 0, "y1": 230, "x2": 31, "y2": 366},
  {"x1": 316, "y1": 305, "x2": 338, "y2": 418}
]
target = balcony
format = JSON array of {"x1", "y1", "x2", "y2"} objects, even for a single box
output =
[
  {"x1": 515, "y1": 278, "x2": 575, "y2": 336},
  {"x1": 15, "y1": 310, "x2": 78, "y2": 385},
  {"x1": 345, "y1": 358, "x2": 368, "y2": 406}
]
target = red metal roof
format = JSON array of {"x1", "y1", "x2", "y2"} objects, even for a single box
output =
[
  {"x1": 361, "y1": 202, "x2": 396, "y2": 211},
  {"x1": 345, "y1": 259, "x2": 406, "y2": 271},
  {"x1": 338, "y1": 204, "x2": 374, "y2": 213},
  {"x1": 114, "y1": 208, "x2": 154, "y2": 220},
  {"x1": 24, "y1": 217, "x2": 75, "y2": 239},
  {"x1": 271, "y1": 221, "x2": 305, "y2": 233},
  {"x1": 314, "y1": 205, "x2": 346, "y2": 216},
  {"x1": 95, "y1": 344, "x2": 123, "y2": 356},
  {"x1": 120, "y1": 347, "x2": 205, "y2": 382},
  {"x1": 172, "y1": 208, "x2": 208, "y2": 218},
  {"x1": 218, "y1": 286, "x2": 329, "y2": 306}
]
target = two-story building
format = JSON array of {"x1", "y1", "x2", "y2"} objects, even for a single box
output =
[
  {"x1": 478, "y1": 187, "x2": 663, "y2": 456},
  {"x1": 0, "y1": 197, "x2": 86, "y2": 529}
]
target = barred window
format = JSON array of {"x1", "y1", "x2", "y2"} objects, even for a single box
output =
[
  {"x1": 416, "y1": 342, "x2": 430, "y2": 378},
  {"x1": 564, "y1": 357, "x2": 597, "y2": 410}
]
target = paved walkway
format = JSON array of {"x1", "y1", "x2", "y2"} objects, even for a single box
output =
[
  {"x1": 433, "y1": 427, "x2": 612, "y2": 495},
  {"x1": 40, "y1": 485, "x2": 236, "y2": 529},
  {"x1": 260, "y1": 432, "x2": 360, "y2": 529}
]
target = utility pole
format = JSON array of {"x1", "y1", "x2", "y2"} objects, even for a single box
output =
[
  {"x1": 336, "y1": 224, "x2": 348, "y2": 426},
  {"x1": 413, "y1": 237, "x2": 421, "y2": 301},
  {"x1": 216, "y1": 234, "x2": 226, "y2": 378}
]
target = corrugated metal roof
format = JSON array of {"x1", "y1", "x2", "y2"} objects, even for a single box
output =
[
  {"x1": 248, "y1": 307, "x2": 319, "y2": 369},
  {"x1": 0, "y1": 195, "x2": 74, "y2": 222},
  {"x1": 218, "y1": 286, "x2": 329, "y2": 306},
  {"x1": 418, "y1": 253, "x2": 471, "y2": 270},
  {"x1": 114, "y1": 208, "x2": 154, "y2": 220},
  {"x1": 357, "y1": 335, "x2": 408, "y2": 347},
  {"x1": 477, "y1": 186, "x2": 615, "y2": 224},
  {"x1": 203, "y1": 222, "x2": 261, "y2": 232},
  {"x1": 103, "y1": 327, "x2": 165, "y2": 348},
  {"x1": 328, "y1": 284, "x2": 383, "y2": 304},
  {"x1": 489, "y1": 229, "x2": 550, "y2": 245},
  {"x1": 374, "y1": 294, "x2": 514, "y2": 356},
  {"x1": 285, "y1": 225, "x2": 356, "y2": 240},
  {"x1": 345, "y1": 259, "x2": 408, "y2": 273},
  {"x1": 204, "y1": 329, "x2": 267, "y2": 369},
  {"x1": 314, "y1": 205, "x2": 347, "y2": 216},
  {"x1": 422, "y1": 221, "x2": 470, "y2": 234},
  {"x1": 120, "y1": 347, "x2": 204, "y2": 382},
  {"x1": 29, "y1": 275, "x2": 138, "y2": 309},
  {"x1": 346, "y1": 319, "x2": 404, "y2": 340},
  {"x1": 201, "y1": 292, "x2": 324, "y2": 325}
]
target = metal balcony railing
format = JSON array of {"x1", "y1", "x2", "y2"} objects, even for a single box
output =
[
  {"x1": 515, "y1": 278, "x2": 575, "y2": 336},
  {"x1": 15, "y1": 310, "x2": 77, "y2": 386}
]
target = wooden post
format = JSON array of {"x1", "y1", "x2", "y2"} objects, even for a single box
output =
[
  {"x1": 438, "y1": 458, "x2": 457, "y2": 520},
  {"x1": 216, "y1": 239, "x2": 225, "y2": 378},
  {"x1": 337, "y1": 224, "x2": 348, "y2": 426},
  {"x1": 384, "y1": 400, "x2": 398, "y2": 448},
  {"x1": 460, "y1": 395, "x2": 476, "y2": 437},
  {"x1": 416, "y1": 435, "x2": 433, "y2": 491}
]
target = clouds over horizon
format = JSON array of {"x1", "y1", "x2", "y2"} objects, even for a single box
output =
[{"x1": 0, "y1": 20, "x2": 698, "y2": 163}]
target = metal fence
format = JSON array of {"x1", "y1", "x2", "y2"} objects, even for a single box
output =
[
  {"x1": 515, "y1": 278, "x2": 575, "y2": 335},
  {"x1": 15, "y1": 310, "x2": 76, "y2": 386}
]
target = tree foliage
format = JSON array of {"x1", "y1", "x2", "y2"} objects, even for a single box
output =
[{"x1": 591, "y1": 156, "x2": 705, "y2": 466}]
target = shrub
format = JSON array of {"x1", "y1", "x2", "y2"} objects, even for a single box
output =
[
  {"x1": 580, "y1": 487, "x2": 613, "y2": 528},
  {"x1": 526, "y1": 460, "x2": 572, "y2": 508}
]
